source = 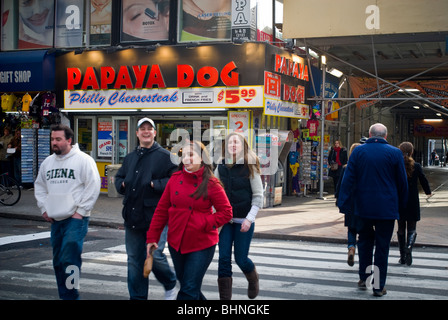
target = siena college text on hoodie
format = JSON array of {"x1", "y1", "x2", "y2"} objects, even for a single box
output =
[{"x1": 35, "y1": 144, "x2": 101, "y2": 221}]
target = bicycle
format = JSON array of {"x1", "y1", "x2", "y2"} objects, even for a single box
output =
[{"x1": 0, "y1": 172, "x2": 21, "y2": 206}]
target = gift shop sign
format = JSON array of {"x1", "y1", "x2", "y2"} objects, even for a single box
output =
[{"x1": 64, "y1": 61, "x2": 262, "y2": 109}]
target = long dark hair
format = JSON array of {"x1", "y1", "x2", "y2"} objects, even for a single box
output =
[
  {"x1": 179, "y1": 140, "x2": 222, "y2": 200},
  {"x1": 399, "y1": 141, "x2": 415, "y2": 178}
]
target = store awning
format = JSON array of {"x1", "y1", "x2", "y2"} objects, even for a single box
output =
[{"x1": 0, "y1": 50, "x2": 55, "y2": 92}]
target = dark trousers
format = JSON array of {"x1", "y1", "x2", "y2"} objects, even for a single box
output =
[
  {"x1": 169, "y1": 244, "x2": 215, "y2": 300},
  {"x1": 357, "y1": 217, "x2": 395, "y2": 291}
]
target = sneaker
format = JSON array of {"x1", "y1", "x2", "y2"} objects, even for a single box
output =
[
  {"x1": 373, "y1": 288, "x2": 387, "y2": 297},
  {"x1": 357, "y1": 280, "x2": 367, "y2": 290},
  {"x1": 165, "y1": 288, "x2": 178, "y2": 300}
]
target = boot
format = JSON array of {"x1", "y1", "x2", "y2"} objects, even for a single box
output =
[
  {"x1": 244, "y1": 266, "x2": 259, "y2": 299},
  {"x1": 217, "y1": 277, "x2": 232, "y2": 300},
  {"x1": 405, "y1": 232, "x2": 417, "y2": 266},
  {"x1": 347, "y1": 247, "x2": 356, "y2": 267},
  {"x1": 397, "y1": 232, "x2": 406, "y2": 264}
]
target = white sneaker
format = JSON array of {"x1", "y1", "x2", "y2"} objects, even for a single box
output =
[{"x1": 164, "y1": 288, "x2": 178, "y2": 300}]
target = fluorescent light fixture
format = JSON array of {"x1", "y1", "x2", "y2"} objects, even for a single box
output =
[
  {"x1": 321, "y1": 55, "x2": 327, "y2": 65},
  {"x1": 413, "y1": 106, "x2": 420, "y2": 109},
  {"x1": 424, "y1": 119, "x2": 443, "y2": 122},
  {"x1": 436, "y1": 113, "x2": 442, "y2": 117},
  {"x1": 328, "y1": 68, "x2": 343, "y2": 78},
  {"x1": 398, "y1": 88, "x2": 420, "y2": 92}
]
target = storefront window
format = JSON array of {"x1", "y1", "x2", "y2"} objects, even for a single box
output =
[{"x1": 76, "y1": 117, "x2": 94, "y2": 155}]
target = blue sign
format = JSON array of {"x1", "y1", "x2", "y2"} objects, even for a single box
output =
[{"x1": 0, "y1": 50, "x2": 55, "y2": 92}]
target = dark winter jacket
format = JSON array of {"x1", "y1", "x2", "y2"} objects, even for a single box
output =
[
  {"x1": 399, "y1": 162, "x2": 431, "y2": 221},
  {"x1": 337, "y1": 137, "x2": 408, "y2": 220},
  {"x1": 217, "y1": 164, "x2": 252, "y2": 219},
  {"x1": 114, "y1": 142, "x2": 177, "y2": 229}
]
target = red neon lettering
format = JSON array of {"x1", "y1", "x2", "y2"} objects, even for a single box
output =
[
  {"x1": 81, "y1": 67, "x2": 99, "y2": 90},
  {"x1": 133, "y1": 65, "x2": 148, "y2": 89},
  {"x1": 221, "y1": 61, "x2": 239, "y2": 86},
  {"x1": 67, "y1": 68, "x2": 82, "y2": 90},
  {"x1": 100, "y1": 66, "x2": 115, "y2": 89},
  {"x1": 114, "y1": 66, "x2": 133, "y2": 89},
  {"x1": 146, "y1": 65, "x2": 166, "y2": 88},
  {"x1": 197, "y1": 66, "x2": 219, "y2": 87},
  {"x1": 177, "y1": 64, "x2": 194, "y2": 88}
]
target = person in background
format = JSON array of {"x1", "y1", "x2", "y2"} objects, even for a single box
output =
[
  {"x1": 337, "y1": 123, "x2": 408, "y2": 297},
  {"x1": 146, "y1": 140, "x2": 232, "y2": 300},
  {"x1": 0, "y1": 127, "x2": 13, "y2": 174},
  {"x1": 397, "y1": 142, "x2": 432, "y2": 266},
  {"x1": 34, "y1": 124, "x2": 101, "y2": 299},
  {"x1": 328, "y1": 140, "x2": 348, "y2": 194},
  {"x1": 8, "y1": 129, "x2": 22, "y2": 184},
  {"x1": 336, "y1": 142, "x2": 361, "y2": 267},
  {"x1": 214, "y1": 132, "x2": 263, "y2": 300},
  {"x1": 115, "y1": 117, "x2": 178, "y2": 300}
]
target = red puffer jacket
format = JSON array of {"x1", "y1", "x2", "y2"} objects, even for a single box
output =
[{"x1": 146, "y1": 166, "x2": 232, "y2": 254}]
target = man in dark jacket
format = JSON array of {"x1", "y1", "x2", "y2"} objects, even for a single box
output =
[
  {"x1": 337, "y1": 123, "x2": 408, "y2": 297},
  {"x1": 115, "y1": 117, "x2": 178, "y2": 300}
]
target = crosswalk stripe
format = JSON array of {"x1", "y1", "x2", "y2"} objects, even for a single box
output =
[{"x1": 5, "y1": 240, "x2": 448, "y2": 300}]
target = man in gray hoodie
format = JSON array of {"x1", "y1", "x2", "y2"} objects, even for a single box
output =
[{"x1": 35, "y1": 124, "x2": 101, "y2": 300}]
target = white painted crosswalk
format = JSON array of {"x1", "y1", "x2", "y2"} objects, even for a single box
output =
[{"x1": 1, "y1": 239, "x2": 447, "y2": 300}]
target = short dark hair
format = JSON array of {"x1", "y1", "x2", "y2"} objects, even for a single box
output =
[{"x1": 51, "y1": 124, "x2": 74, "y2": 145}]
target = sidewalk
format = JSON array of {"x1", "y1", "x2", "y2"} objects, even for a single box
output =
[{"x1": 2, "y1": 167, "x2": 447, "y2": 247}]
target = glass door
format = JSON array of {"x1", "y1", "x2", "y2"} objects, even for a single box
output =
[{"x1": 112, "y1": 117, "x2": 129, "y2": 164}]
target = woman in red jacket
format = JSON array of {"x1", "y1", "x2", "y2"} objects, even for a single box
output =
[{"x1": 146, "y1": 140, "x2": 232, "y2": 300}]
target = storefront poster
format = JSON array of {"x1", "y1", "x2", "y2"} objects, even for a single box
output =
[
  {"x1": 90, "y1": 0, "x2": 112, "y2": 46},
  {"x1": 64, "y1": 86, "x2": 264, "y2": 110},
  {"x1": 1, "y1": 0, "x2": 17, "y2": 50},
  {"x1": 228, "y1": 110, "x2": 251, "y2": 141},
  {"x1": 178, "y1": 0, "x2": 231, "y2": 42},
  {"x1": 97, "y1": 118, "x2": 112, "y2": 157},
  {"x1": 121, "y1": 0, "x2": 170, "y2": 42},
  {"x1": 231, "y1": 0, "x2": 256, "y2": 41},
  {"x1": 55, "y1": 0, "x2": 84, "y2": 48},
  {"x1": 18, "y1": 0, "x2": 54, "y2": 49}
]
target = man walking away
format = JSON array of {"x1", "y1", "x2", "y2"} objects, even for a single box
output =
[{"x1": 337, "y1": 123, "x2": 408, "y2": 297}]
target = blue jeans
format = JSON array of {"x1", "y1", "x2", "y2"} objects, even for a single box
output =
[
  {"x1": 357, "y1": 217, "x2": 395, "y2": 291},
  {"x1": 125, "y1": 226, "x2": 177, "y2": 300},
  {"x1": 218, "y1": 222, "x2": 255, "y2": 278},
  {"x1": 51, "y1": 217, "x2": 89, "y2": 300},
  {"x1": 347, "y1": 227, "x2": 357, "y2": 249},
  {"x1": 169, "y1": 244, "x2": 215, "y2": 300}
]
